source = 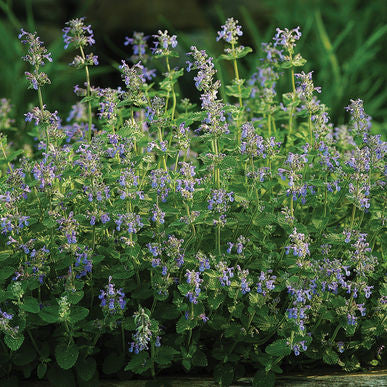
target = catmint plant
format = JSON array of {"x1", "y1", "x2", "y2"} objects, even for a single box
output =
[
  {"x1": 63, "y1": 17, "x2": 98, "y2": 142},
  {"x1": 0, "y1": 17, "x2": 385, "y2": 386}
]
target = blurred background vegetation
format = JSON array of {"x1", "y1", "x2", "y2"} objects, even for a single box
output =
[{"x1": 0, "y1": 0, "x2": 386, "y2": 148}]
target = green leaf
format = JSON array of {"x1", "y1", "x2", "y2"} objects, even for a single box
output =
[
  {"x1": 0, "y1": 251, "x2": 11, "y2": 262},
  {"x1": 220, "y1": 46, "x2": 253, "y2": 61},
  {"x1": 70, "y1": 306, "x2": 89, "y2": 324},
  {"x1": 55, "y1": 343, "x2": 79, "y2": 370},
  {"x1": 323, "y1": 348, "x2": 339, "y2": 365},
  {"x1": 176, "y1": 315, "x2": 197, "y2": 334},
  {"x1": 37, "y1": 363, "x2": 47, "y2": 379},
  {"x1": 20, "y1": 296, "x2": 40, "y2": 314},
  {"x1": 182, "y1": 358, "x2": 191, "y2": 371},
  {"x1": 76, "y1": 357, "x2": 96, "y2": 381},
  {"x1": 225, "y1": 83, "x2": 252, "y2": 99},
  {"x1": 102, "y1": 352, "x2": 124, "y2": 375},
  {"x1": 192, "y1": 350, "x2": 208, "y2": 367},
  {"x1": 214, "y1": 363, "x2": 234, "y2": 386},
  {"x1": 265, "y1": 339, "x2": 291, "y2": 357},
  {"x1": 5, "y1": 334, "x2": 24, "y2": 351},
  {"x1": 208, "y1": 292, "x2": 225, "y2": 310},
  {"x1": 155, "y1": 345, "x2": 178, "y2": 365},
  {"x1": 66, "y1": 291, "x2": 84, "y2": 305},
  {"x1": 124, "y1": 351, "x2": 150, "y2": 374},
  {"x1": 39, "y1": 305, "x2": 59, "y2": 323},
  {"x1": 0, "y1": 266, "x2": 15, "y2": 281}
]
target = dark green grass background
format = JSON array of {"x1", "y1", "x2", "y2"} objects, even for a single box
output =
[{"x1": 1, "y1": 0, "x2": 386, "y2": 146}]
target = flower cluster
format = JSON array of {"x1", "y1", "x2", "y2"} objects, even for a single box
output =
[
  {"x1": 129, "y1": 308, "x2": 153, "y2": 354},
  {"x1": 115, "y1": 213, "x2": 144, "y2": 234},
  {"x1": 99, "y1": 276, "x2": 126, "y2": 314},
  {"x1": 124, "y1": 31, "x2": 149, "y2": 62},
  {"x1": 345, "y1": 99, "x2": 371, "y2": 142},
  {"x1": 19, "y1": 29, "x2": 52, "y2": 90},
  {"x1": 0, "y1": 309, "x2": 18, "y2": 336},
  {"x1": 256, "y1": 271, "x2": 276, "y2": 296},
  {"x1": 273, "y1": 27, "x2": 302, "y2": 56},
  {"x1": 216, "y1": 17, "x2": 243, "y2": 45},
  {"x1": 74, "y1": 248, "x2": 92, "y2": 278},
  {"x1": 185, "y1": 270, "x2": 203, "y2": 303},
  {"x1": 151, "y1": 30, "x2": 177, "y2": 56},
  {"x1": 208, "y1": 189, "x2": 234, "y2": 225},
  {"x1": 63, "y1": 17, "x2": 95, "y2": 49},
  {"x1": 285, "y1": 228, "x2": 310, "y2": 264}
]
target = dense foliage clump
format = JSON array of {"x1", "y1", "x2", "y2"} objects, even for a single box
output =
[{"x1": 0, "y1": 17, "x2": 385, "y2": 386}]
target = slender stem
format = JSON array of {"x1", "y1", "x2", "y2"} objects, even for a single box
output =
[
  {"x1": 187, "y1": 302, "x2": 194, "y2": 349},
  {"x1": 350, "y1": 204, "x2": 356, "y2": 230},
  {"x1": 214, "y1": 136, "x2": 220, "y2": 189},
  {"x1": 287, "y1": 65, "x2": 296, "y2": 147},
  {"x1": 79, "y1": 46, "x2": 93, "y2": 143},
  {"x1": 231, "y1": 43, "x2": 243, "y2": 109},
  {"x1": 231, "y1": 42, "x2": 243, "y2": 144},
  {"x1": 217, "y1": 223, "x2": 221, "y2": 256},
  {"x1": 151, "y1": 342, "x2": 156, "y2": 379},
  {"x1": 308, "y1": 112, "x2": 313, "y2": 146},
  {"x1": 271, "y1": 115, "x2": 277, "y2": 136},
  {"x1": 27, "y1": 329, "x2": 43, "y2": 358},
  {"x1": 174, "y1": 151, "x2": 179, "y2": 172},
  {"x1": 157, "y1": 127, "x2": 168, "y2": 171},
  {"x1": 37, "y1": 86, "x2": 50, "y2": 149},
  {"x1": 166, "y1": 57, "x2": 177, "y2": 120},
  {"x1": 330, "y1": 324, "x2": 342, "y2": 343},
  {"x1": 37, "y1": 87, "x2": 44, "y2": 110},
  {"x1": 0, "y1": 141, "x2": 12, "y2": 172},
  {"x1": 150, "y1": 298, "x2": 157, "y2": 315},
  {"x1": 267, "y1": 113, "x2": 271, "y2": 137},
  {"x1": 185, "y1": 203, "x2": 196, "y2": 236},
  {"x1": 324, "y1": 175, "x2": 328, "y2": 217},
  {"x1": 92, "y1": 225, "x2": 96, "y2": 250},
  {"x1": 121, "y1": 323, "x2": 125, "y2": 356}
]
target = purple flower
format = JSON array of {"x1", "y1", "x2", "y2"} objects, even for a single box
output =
[
  {"x1": 63, "y1": 17, "x2": 95, "y2": 49},
  {"x1": 273, "y1": 27, "x2": 302, "y2": 52},
  {"x1": 115, "y1": 213, "x2": 143, "y2": 234},
  {"x1": 101, "y1": 213, "x2": 110, "y2": 224},
  {"x1": 151, "y1": 30, "x2": 177, "y2": 55},
  {"x1": 99, "y1": 276, "x2": 126, "y2": 314},
  {"x1": 216, "y1": 18, "x2": 243, "y2": 44}
]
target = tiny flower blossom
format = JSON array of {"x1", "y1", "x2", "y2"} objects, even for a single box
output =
[
  {"x1": 216, "y1": 18, "x2": 243, "y2": 44},
  {"x1": 129, "y1": 307, "x2": 153, "y2": 354},
  {"x1": 63, "y1": 17, "x2": 95, "y2": 49},
  {"x1": 99, "y1": 276, "x2": 126, "y2": 314},
  {"x1": 151, "y1": 30, "x2": 177, "y2": 56}
]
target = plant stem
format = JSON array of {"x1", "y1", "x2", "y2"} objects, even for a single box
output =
[
  {"x1": 37, "y1": 86, "x2": 50, "y2": 149},
  {"x1": 324, "y1": 176, "x2": 328, "y2": 218},
  {"x1": 79, "y1": 46, "x2": 93, "y2": 143},
  {"x1": 287, "y1": 65, "x2": 296, "y2": 147},
  {"x1": 267, "y1": 113, "x2": 271, "y2": 137},
  {"x1": 231, "y1": 43, "x2": 243, "y2": 109},
  {"x1": 308, "y1": 112, "x2": 313, "y2": 146},
  {"x1": 166, "y1": 56, "x2": 177, "y2": 120},
  {"x1": 151, "y1": 342, "x2": 156, "y2": 379},
  {"x1": 350, "y1": 204, "x2": 356, "y2": 230},
  {"x1": 121, "y1": 323, "x2": 125, "y2": 356},
  {"x1": 217, "y1": 223, "x2": 221, "y2": 256},
  {"x1": 0, "y1": 141, "x2": 12, "y2": 172}
]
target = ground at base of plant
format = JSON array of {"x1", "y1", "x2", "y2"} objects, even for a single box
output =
[{"x1": 3, "y1": 368, "x2": 384, "y2": 387}]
